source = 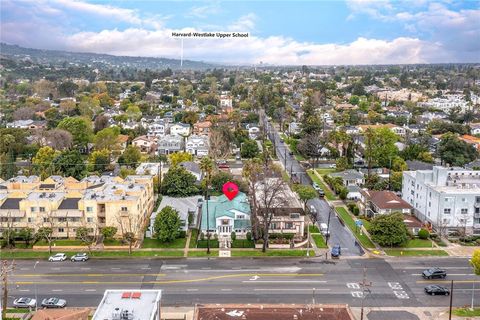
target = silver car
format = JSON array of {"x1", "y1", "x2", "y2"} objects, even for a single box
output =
[
  {"x1": 48, "y1": 253, "x2": 67, "y2": 262},
  {"x1": 41, "y1": 297, "x2": 67, "y2": 308},
  {"x1": 13, "y1": 297, "x2": 36, "y2": 308},
  {"x1": 71, "y1": 253, "x2": 89, "y2": 262}
]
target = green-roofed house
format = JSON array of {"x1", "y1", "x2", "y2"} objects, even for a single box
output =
[{"x1": 200, "y1": 192, "x2": 251, "y2": 238}]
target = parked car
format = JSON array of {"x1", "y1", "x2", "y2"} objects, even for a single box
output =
[
  {"x1": 218, "y1": 164, "x2": 230, "y2": 169},
  {"x1": 309, "y1": 205, "x2": 317, "y2": 214},
  {"x1": 41, "y1": 297, "x2": 67, "y2": 308},
  {"x1": 320, "y1": 223, "x2": 330, "y2": 236},
  {"x1": 329, "y1": 164, "x2": 336, "y2": 168},
  {"x1": 331, "y1": 245, "x2": 341, "y2": 258},
  {"x1": 48, "y1": 253, "x2": 67, "y2": 262},
  {"x1": 288, "y1": 151, "x2": 294, "y2": 156},
  {"x1": 312, "y1": 182, "x2": 321, "y2": 191},
  {"x1": 424, "y1": 285, "x2": 450, "y2": 296},
  {"x1": 317, "y1": 189, "x2": 325, "y2": 197},
  {"x1": 279, "y1": 138, "x2": 284, "y2": 143},
  {"x1": 422, "y1": 268, "x2": 447, "y2": 279},
  {"x1": 216, "y1": 160, "x2": 227, "y2": 165},
  {"x1": 71, "y1": 253, "x2": 89, "y2": 262},
  {"x1": 13, "y1": 297, "x2": 36, "y2": 308}
]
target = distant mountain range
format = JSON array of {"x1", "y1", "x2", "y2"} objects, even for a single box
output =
[{"x1": 0, "y1": 43, "x2": 216, "y2": 70}]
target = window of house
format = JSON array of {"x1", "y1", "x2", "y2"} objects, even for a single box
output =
[
  {"x1": 58, "y1": 217, "x2": 66, "y2": 222},
  {"x1": 39, "y1": 207, "x2": 45, "y2": 212},
  {"x1": 237, "y1": 215, "x2": 245, "y2": 219},
  {"x1": 87, "y1": 217, "x2": 94, "y2": 223},
  {"x1": 428, "y1": 202, "x2": 431, "y2": 207},
  {"x1": 86, "y1": 207, "x2": 93, "y2": 212},
  {"x1": 284, "y1": 222, "x2": 294, "y2": 229},
  {"x1": 444, "y1": 208, "x2": 451, "y2": 214},
  {"x1": 461, "y1": 208, "x2": 468, "y2": 214},
  {"x1": 43, "y1": 217, "x2": 49, "y2": 223},
  {"x1": 58, "y1": 228, "x2": 64, "y2": 233},
  {"x1": 121, "y1": 207, "x2": 128, "y2": 212},
  {"x1": 27, "y1": 217, "x2": 33, "y2": 223},
  {"x1": 31, "y1": 207, "x2": 36, "y2": 212}
]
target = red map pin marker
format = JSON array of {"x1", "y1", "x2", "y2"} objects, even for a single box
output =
[{"x1": 222, "y1": 181, "x2": 239, "y2": 201}]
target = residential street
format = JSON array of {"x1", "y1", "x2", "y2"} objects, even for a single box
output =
[
  {"x1": 7, "y1": 257, "x2": 478, "y2": 309},
  {"x1": 264, "y1": 115, "x2": 364, "y2": 256}
]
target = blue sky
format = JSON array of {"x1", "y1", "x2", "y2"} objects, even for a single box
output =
[{"x1": 1, "y1": 0, "x2": 479, "y2": 65}]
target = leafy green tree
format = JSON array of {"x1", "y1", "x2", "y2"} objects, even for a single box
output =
[
  {"x1": 241, "y1": 139, "x2": 260, "y2": 159},
  {"x1": 118, "y1": 145, "x2": 142, "y2": 168},
  {"x1": 369, "y1": 212, "x2": 409, "y2": 247},
  {"x1": 101, "y1": 226, "x2": 118, "y2": 242},
  {"x1": 335, "y1": 157, "x2": 349, "y2": 171},
  {"x1": 293, "y1": 185, "x2": 317, "y2": 210},
  {"x1": 32, "y1": 146, "x2": 60, "y2": 179},
  {"x1": 471, "y1": 249, "x2": 480, "y2": 275},
  {"x1": 168, "y1": 152, "x2": 193, "y2": 167},
  {"x1": 364, "y1": 127, "x2": 399, "y2": 172},
  {"x1": 88, "y1": 149, "x2": 111, "y2": 173},
  {"x1": 57, "y1": 117, "x2": 93, "y2": 148},
  {"x1": 438, "y1": 133, "x2": 478, "y2": 166},
  {"x1": 161, "y1": 166, "x2": 198, "y2": 196},
  {"x1": 94, "y1": 126, "x2": 120, "y2": 151},
  {"x1": 182, "y1": 111, "x2": 199, "y2": 127},
  {"x1": 52, "y1": 150, "x2": 86, "y2": 180},
  {"x1": 58, "y1": 81, "x2": 78, "y2": 97},
  {"x1": 153, "y1": 206, "x2": 181, "y2": 242},
  {"x1": 18, "y1": 227, "x2": 34, "y2": 247},
  {"x1": 126, "y1": 105, "x2": 142, "y2": 121}
]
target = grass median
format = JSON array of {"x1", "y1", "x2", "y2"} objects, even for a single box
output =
[
  {"x1": 405, "y1": 238, "x2": 434, "y2": 248},
  {"x1": 384, "y1": 249, "x2": 449, "y2": 256},
  {"x1": 311, "y1": 234, "x2": 327, "y2": 248},
  {"x1": 453, "y1": 308, "x2": 480, "y2": 317},
  {"x1": 307, "y1": 169, "x2": 336, "y2": 200},
  {"x1": 335, "y1": 207, "x2": 375, "y2": 248},
  {"x1": 231, "y1": 249, "x2": 314, "y2": 257}
]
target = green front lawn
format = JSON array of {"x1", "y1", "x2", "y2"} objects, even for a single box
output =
[
  {"x1": 335, "y1": 207, "x2": 376, "y2": 248},
  {"x1": 231, "y1": 239, "x2": 255, "y2": 248},
  {"x1": 35, "y1": 239, "x2": 86, "y2": 246},
  {"x1": 311, "y1": 234, "x2": 327, "y2": 248},
  {"x1": 316, "y1": 168, "x2": 335, "y2": 175},
  {"x1": 187, "y1": 250, "x2": 219, "y2": 257},
  {"x1": 307, "y1": 170, "x2": 336, "y2": 200},
  {"x1": 360, "y1": 218, "x2": 371, "y2": 231},
  {"x1": 103, "y1": 239, "x2": 124, "y2": 246},
  {"x1": 453, "y1": 308, "x2": 480, "y2": 317},
  {"x1": 404, "y1": 238, "x2": 434, "y2": 248},
  {"x1": 142, "y1": 237, "x2": 187, "y2": 249},
  {"x1": 384, "y1": 249, "x2": 449, "y2": 256},
  {"x1": 231, "y1": 249, "x2": 314, "y2": 257},
  {"x1": 5, "y1": 308, "x2": 30, "y2": 314}
]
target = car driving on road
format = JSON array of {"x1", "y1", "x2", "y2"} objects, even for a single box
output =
[
  {"x1": 41, "y1": 297, "x2": 67, "y2": 308},
  {"x1": 71, "y1": 253, "x2": 89, "y2": 262},
  {"x1": 424, "y1": 285, "x2": 450, "y2": 296},
  {"x1": 422, "y1": 268, "x2": 447, "y2": 279},
  {"x1": 331, "y1": 245, "x2": 341, "y2": 258},
  {"x1": 13, "y1": 297, "x2": 36, "y2": 308},
  {"x1": 48, "y1": 253, "x2": 67, "y2": 262}
]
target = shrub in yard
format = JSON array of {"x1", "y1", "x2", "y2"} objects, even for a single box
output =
[
  {"x1": 231, "y1": 231, "x2": 236, "y2": 241},
  {"x1": 200, "y1": 232, "x2": 205, "y2": 241},
  {"x1": 246, "y1": 231, "x2": 252, "y2": 241},
  {"x1": 418, "y1": 229, "x2": 430, "y2": 240}
]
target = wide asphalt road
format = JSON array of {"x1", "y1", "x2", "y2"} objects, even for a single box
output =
[
  {"x1": 6, "y1": 257, "x2": 478, "y2": 309},
  {"x1": 264, "y1": 117, "x2": 363, "y2": 256}
]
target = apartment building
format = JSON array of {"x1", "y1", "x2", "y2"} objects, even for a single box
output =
[
  {"x1": 0, "y1": 174, "x2": 154, "y2": 239},
  {"x1": 402, "y1": 166, "x2": 480, "y2": 235}
]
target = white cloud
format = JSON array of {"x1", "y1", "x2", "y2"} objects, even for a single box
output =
[
  {"x1": 228, "y1": 13, "x2": 257, "y2": 31},
  {"x1": 187, "y1": 3, "x2": 221, "y2": 19}
]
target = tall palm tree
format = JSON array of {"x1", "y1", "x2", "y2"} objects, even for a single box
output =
[{"x1": 199, "y1": 156, "x2": 214, "y2": 254}]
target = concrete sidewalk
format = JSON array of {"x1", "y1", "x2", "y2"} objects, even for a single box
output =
[{"x1": 350, "y1": 307, "x2": 478, "y2": 320}]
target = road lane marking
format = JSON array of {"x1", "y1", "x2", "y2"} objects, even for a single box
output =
[
  {"x1": 254, "y1": 288, "x2": 330, "y2": 291},
  {"x1": 187, "y1": 289, "x2": 198, "y2": 291},
  {"x1": 52, "y1": 289, "x2": 63, "y2": 292},
  {"x1": 85, "y1": 289, "x2": 97, "y2": 292},
  {"x1": 20, "y1": 268, "x2": 29, "y2": 271},
  {"x1": 417, "y1": 280, "x2": 480, "y2": 284},
  {"x1": 141, "y1": 267, "x2": 151, "y2": 270},
  {"x1": 80, "y1": 268, "x2": 91, "y2": 270},
  {"x1": 243, "y1": 280, "x2": 327, "y2": 283},
  {"x1": 19, "y1": 289, "x2": 30, "y2": 292},
  {"x1": 221, "y1": 289, "x2": 232, "y2": 291},
  {"x1": 14, "y1": 273, "x2": 324, "y2": 285}
]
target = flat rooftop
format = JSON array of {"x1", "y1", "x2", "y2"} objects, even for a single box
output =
[
  {"x1": 194, "y1": 304, "x2": 354, "y2": 320},
  {"x1": 92, "y1": 289, "x2": 161, "y2": 320}
]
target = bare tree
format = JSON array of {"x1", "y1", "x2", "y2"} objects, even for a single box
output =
[
  {"x1": 0, "y1": 211, "x2": 16, "y2": 248},
  {"x1": 45, "y1": 129, "x2": 73, "y2": 150},
  {"x1": 13, "y1": 107, "x2": 33, "y2": 120},
  {"x1": 38, "y1": 211, "x2": 56, "y2": 254},
  {"x1": 116, "y1": 211, "x2": 141, "y2": 254},
  {"x1": 209, "y1": 126, "x2": 232, "y2": 160},
  {"x1": 243, "y1": 160, "x2": 288, "y2": 252}
]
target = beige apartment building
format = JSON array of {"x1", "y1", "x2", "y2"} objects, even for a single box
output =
[{"x1": 0, "y1": 174, "x2": 154, "y2": 239}]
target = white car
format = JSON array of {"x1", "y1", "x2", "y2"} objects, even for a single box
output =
[
  {"x1": 13, "y1": 297, "x2": 36, "y2": 308},
  {"x1": 41, "y1": 297, "x2": 67, "y2": 308},
  {"x1": 48, "y1": 253, "x2": 67, "y2": 262},
  {"x1": 328, "y1": 164, "x2": 336, "y2": 168},
  {"x1": 309, "y1": 205, "x2": 317, "y2": 214}
]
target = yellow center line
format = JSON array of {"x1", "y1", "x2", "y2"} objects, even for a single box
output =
[{"x1": 14, "y1": 273, "x2": 323, "y2": 285}]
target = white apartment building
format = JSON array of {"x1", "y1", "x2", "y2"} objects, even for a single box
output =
[{"x1": 402, "y1": 166, "x2": 480, "y2": 235}]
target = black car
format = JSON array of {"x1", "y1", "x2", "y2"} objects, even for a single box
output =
[
  {"x1": 422, "y1": 268, "x2": 447, "y2": 279},
  {"x1": 425, "y1": 285, "x2": 450, "y2": 296}
]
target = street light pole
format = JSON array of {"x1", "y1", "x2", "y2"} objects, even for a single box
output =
[
  {"x1": 448, "y1": 280, "x2": 454, "y2": 320},
  {"x1": 325, "y1": 207, "x2": 332, "y2": 246},
  {"x1": 34, "y1": 261, "x2": 39, "y2": 311}
]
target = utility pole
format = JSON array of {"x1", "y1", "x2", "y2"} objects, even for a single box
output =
[
  {"x1": 359, "y1": 267, "x2": 372, "y2": 320},
  {"x1": 325, "y1": 206, "x2": 332, "y2": 246},
  {"x1": 1, "y1": 260, "x2": 15, "y2": 320},
  {"x1": 284, "y1": 148, "x2": 287, "y2": 169},
  {"x1": 449, "y1": 280, "x2": 454, "y2": 320}
]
